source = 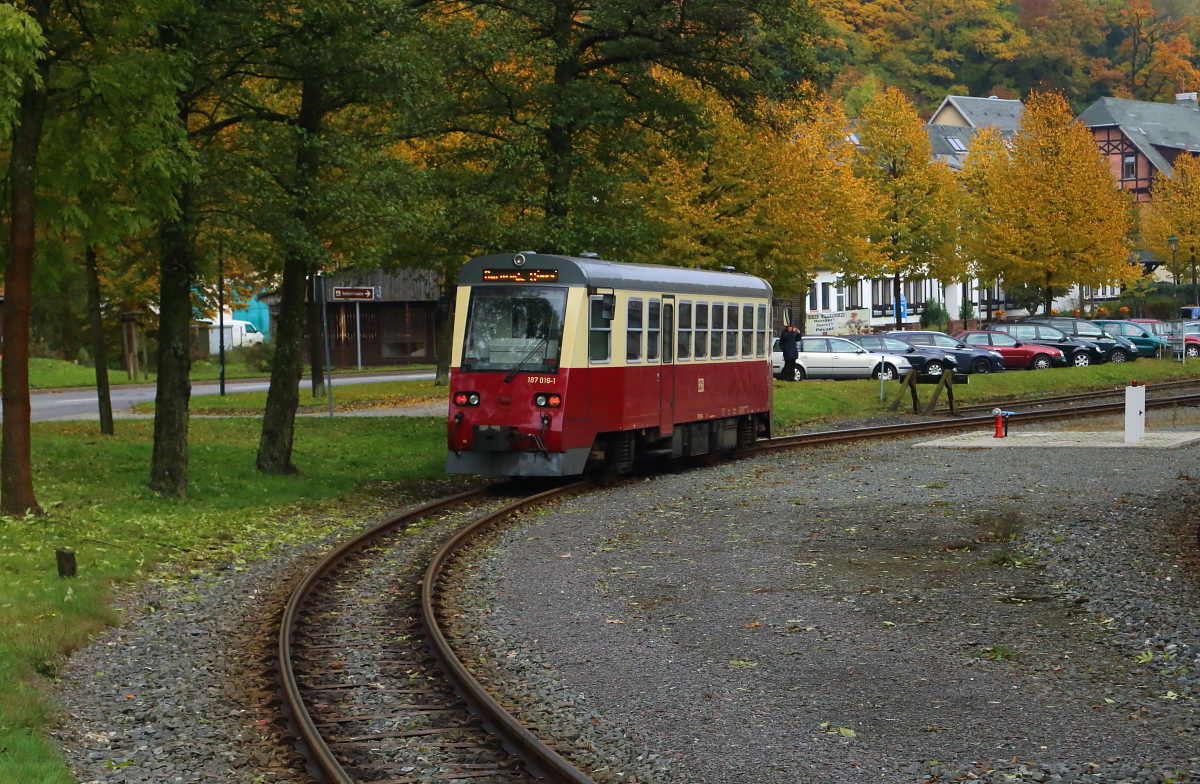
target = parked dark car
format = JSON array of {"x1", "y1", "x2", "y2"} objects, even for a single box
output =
[
  {"x1": 1020, "y1": 317, "x2": 1138, "y2": 363},
  {"x1": 884, "y1": 330, "x2": 1006, "y2": 374},
  {"x1": 953, "y1": 330, "x2": 1067, "y2": 369},
  {"x1": 1094, "y1": 319, "x2": 1169, "y2": 359},
  {"x1": 989, "y1": 322, "x2": 1100, "y2": 366},
  {"x1": 846, "y1": 334, "x2": 958, "y2": 377}
]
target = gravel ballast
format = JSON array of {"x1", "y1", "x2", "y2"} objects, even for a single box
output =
[{"x1": 454, "y1": 436, "x2": 1200, "y2": 783}]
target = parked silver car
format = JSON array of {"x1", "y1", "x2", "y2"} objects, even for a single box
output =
[{"x1": 771, "y1": 335, "x2": 912, "y2": 381}]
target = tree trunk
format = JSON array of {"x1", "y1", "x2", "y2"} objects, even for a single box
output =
[
  {"x1": 259, "y1": 77, "x2": 323, "y2": 471},
  {"x1": 256, "y1": 254, "x2": 307, "y2": 473},
  {"x1": 1, "y1": 43, "x2": 48, "y2": 516},
  {"x1": 1044, "y1": 271, "x2": 1054, "y2": 316},
  {"x1": 149, "y1": 193, "x2": 193, "y2": 498},
  {"x1": 893, "y1": 274, "x2": 903, "y2": 330},
  {"x1": 308, "y1": 276, "x2": 325, "y2": 397},
  {"x1": 84, "y1": 247, "x2": 114, "y2": 435},
  {"x1": 796, "y1": 286, "x2": 808, "y2": 335}
]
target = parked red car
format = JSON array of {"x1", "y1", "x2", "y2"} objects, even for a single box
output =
[{"x1": 952, "y1": 330, "x2": 1068, "y2": 369}]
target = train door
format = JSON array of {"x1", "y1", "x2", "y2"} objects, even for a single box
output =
[{"x1": 659, "y1": 296, "x2": 674, "y2": 435}]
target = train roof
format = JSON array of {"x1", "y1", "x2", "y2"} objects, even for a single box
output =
[{"x1": 459, "y1": 253, "x2": 772, "y2": 297}]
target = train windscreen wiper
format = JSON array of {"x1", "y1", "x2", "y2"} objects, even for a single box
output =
[{"x1": 502, "y1": 336, "x2": 549, "y2": 383}]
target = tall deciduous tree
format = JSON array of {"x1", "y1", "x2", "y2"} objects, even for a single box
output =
[
  {"x1": 409, "y1": 0, "x2": 828, "y2": 255},
  {"x1": 629, "y1": 87, "x2": 879, "y2": 298},
  {"x1": 1144, "y1": 153, "x2": 1200, "y2": 301},
  {"x1": 853, "y1": 87, "x2": 961, "y2": 329},
  {"x1": 972, "y1": 91, "x2": 1133, "y2": 313}
]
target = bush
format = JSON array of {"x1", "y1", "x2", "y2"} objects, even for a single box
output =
[
  {"x1": 920, "y1": 300, "x2": 949, "y2": 331},
  {"x1": 235, "y1": 342, "x2": 273, "y2": 373}
]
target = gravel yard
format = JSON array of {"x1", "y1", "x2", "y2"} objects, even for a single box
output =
[{"x1": 456, "y1": 436, "x2": 1200, "y2": 783}]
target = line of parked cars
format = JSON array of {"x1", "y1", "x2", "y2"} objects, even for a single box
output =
[{"x1": 770, "y1": 316, "x2": 1179, "y2": 381}]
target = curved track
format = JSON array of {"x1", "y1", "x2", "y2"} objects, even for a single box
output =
[{"x1": 278, "y1": 387, "x2": 1200, "y2": 784}]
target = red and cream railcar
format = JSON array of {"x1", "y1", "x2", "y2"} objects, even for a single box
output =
[{"x1": 445, "y1": 252, "x2": 773, "y2": 476}]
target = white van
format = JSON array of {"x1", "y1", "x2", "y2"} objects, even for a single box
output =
[{"x1": 200, "y1": 319, "x2": 264, "y2": 355}]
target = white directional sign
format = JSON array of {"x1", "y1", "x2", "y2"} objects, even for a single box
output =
[{"x1": 332, "y1": 286, "x2": 380, "y2": 301}]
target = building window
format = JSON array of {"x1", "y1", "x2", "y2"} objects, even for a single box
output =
[
  {"x1": 710, "y1": 303, "x2": 724, "y2": 358},
  {"x1": 947, "y1": 136, "x2": 967, "y2": 152},
  {"x1": 694, "y1": 303, "x2": 708, "y2": 359},
  {"x1": 626, "y1": 298, "x2": 643, "y2": 362},
  {"x1": 808, "y1": 286, "x2": 818, "y2": 312},
  {"x1": 589, "y1": 296, "x2": 611, "y2": 362},
  {"x1": 647, "y1": 299, "x2": 660, "y2": 362},
  {"x1": 677, "y1": 301, "x2": 692, "y2": 360},
  {"x1": 846, "y1": 281, "x2": 862, "y2": 310},
  {"x1": 821, "y1": 282, "x2": 833, "y2": 311},
  {"x1": 1123, "y1": 155, "x2": 1137, "y2": 180}
]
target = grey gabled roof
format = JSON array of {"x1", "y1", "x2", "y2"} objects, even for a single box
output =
[
  {"x1": 1077, "y1": 97, "x2": 1200, "y2": 177},
  {"x1": 934, "y1": 95, "x2": 1025, "y2": 131},
  {"x1": 925, "y1": 125, "x2": 975, "y2": 170}
]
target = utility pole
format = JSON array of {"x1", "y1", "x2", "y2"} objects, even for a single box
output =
[
  {"x1": 318, "y1": 272, "x2": 334, "y2": 418},
  {"x1": 217, "y1": 242, "x2": 225, "y2": 397}
]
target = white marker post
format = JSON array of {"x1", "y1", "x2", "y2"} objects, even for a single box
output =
[{"x1": 1125, "y1": 381, "x2": 1145, "y2": 443}]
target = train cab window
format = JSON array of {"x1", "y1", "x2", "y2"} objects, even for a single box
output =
[
  {"x1": 589, "y1": 295, "x2": 612, "y2": 363},
  {"x1": 647, "y1": 299, "x2": 661, "y2": 362},
  {"x1": 756, "y1": 304, "x2": 767, "y2": 356},
  {"x1": 725, "y1": 303, "x2": 738, "y2": 357},
  {"x1": 695, "y1": 303, "x2": 708, "y2": 359},
  {"x1": 626, "y1": 298, "x2": 643, "y2": 362},
  {"x1": 710, "y1": 303, "x2": 723, "y2": 358},
  {"x1": 677, "y1": 301, "x2": 692, "y2": 360},
  {"x1": 741, "y1": 304, "x2": 754, "y2": 357},
  {"x1": 461, "y1": 285, "x2": 567, "y2": 374}
]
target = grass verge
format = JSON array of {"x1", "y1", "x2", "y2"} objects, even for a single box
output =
[
  {"x1": 0, "y1": 416, "x2": 450, "y2": 782},
  {"x1": 131, "y1": 378, "x2": 442, "y2": 414},
  {"x1": 772, "y1": 358, "x2": 1200, "y2": 429}
]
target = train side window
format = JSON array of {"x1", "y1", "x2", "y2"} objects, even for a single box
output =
[
  {"x1": 662, "y1": 302, "x2": 674, "y2": 363},
  {"x1": 695, "y1": 303, "x2": 708, "y2": 359},
  {"x1": 725, "y1": 302, "x2": 738, "y2": 357},
  {"x1": 741, "y1": 304, "x2": 754, "y2": 357},
  {"x1": 589, "y1": 295, "x2": 612, "y2": 363},
  {"x1": 756, "y1": 304, "x2": 767, "y2": 357},
  {"x1": 647, "y1": 299, "x2": 661, "y2": 362},
  {"x1": 626, "y1": 298, "x2": 643, "y2": 362},
  {"x1": 677, "y1": 301, "x2": 692, "y2": 360},
  {"x1": 710, "y1": 303, "x2": 723, "y2": 359}
]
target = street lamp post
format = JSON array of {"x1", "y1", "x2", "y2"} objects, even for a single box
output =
[{"x1": 1170, "y1": 235, "x2": 1179, "y2": 319}]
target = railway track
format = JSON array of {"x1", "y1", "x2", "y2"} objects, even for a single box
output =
[
  {"x1": 277, "y1": 388, "x2": 1200, "y2": 784},
  {"x1": 939, "y1": 375, "x2": 1200, "y2": 415}
]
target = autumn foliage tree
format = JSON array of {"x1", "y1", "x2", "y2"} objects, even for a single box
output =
[
  {"x1": 629, "y1": 88, "x2": 879, "y2": 302},
  {"x1": 1144, "y1": 153, "x2": 1200, "y2": 303},
  {"x1": 966, "y1": 91, "x2": 1134, "y2": 314},
  {"x1": 852, "y1": 87, "x2": 960, "y2": 329}
]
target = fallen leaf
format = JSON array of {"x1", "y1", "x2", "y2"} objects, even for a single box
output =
[
  {"x1": 556, "y1": 553, "x2": 571, "y2": 558},
  {"x1": 605, "y1": 619, "x2": 626, "y2": 624},
  {"x1": 838, "y1": 727, "x2": 857, "y2": 738},
  {"x1": 882, "y1": 621, "x2": 896, "y2": 627},
  {"x1": 743, "y1": 622, "x2": 760, "y2": 628}
]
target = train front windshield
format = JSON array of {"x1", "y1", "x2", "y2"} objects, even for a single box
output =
[{"x1": 461, "y1": 286, "x2": 567, "y2": 373}]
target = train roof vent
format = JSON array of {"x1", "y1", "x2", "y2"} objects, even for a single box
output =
[
  {"x1": 720, "y1": 265, "x2": 736, "y2": 272},
  {"x1": 578, "y1": 251, "x2": 599, "y2": 258}
]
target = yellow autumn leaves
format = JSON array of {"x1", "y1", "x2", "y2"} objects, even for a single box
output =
[{"x1": 631, "y1": 85, "x2": 1141, "y2": 306}]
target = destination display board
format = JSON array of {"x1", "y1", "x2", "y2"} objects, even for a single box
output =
[{"x1": 482, "y1": 269, "x2": 559, "y2": 283}]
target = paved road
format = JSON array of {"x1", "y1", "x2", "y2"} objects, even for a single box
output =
[{"x1": 22, "y1": 373, "x2": 435, "y2": 422}]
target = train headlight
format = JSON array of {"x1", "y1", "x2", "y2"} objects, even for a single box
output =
[
  {"x1": 533, "y1": 393, "x2": 562, "y2": 408},
  {"x1": 453, "y1": 392, "x2": 481, "y2": 407}
]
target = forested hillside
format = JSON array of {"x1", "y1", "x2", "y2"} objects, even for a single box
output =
[{"x1": 821, "y1": 0, "x2": 1200, "y2": 113}]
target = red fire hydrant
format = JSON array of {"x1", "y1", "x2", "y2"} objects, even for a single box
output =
[{"x1": 992, "y1": 408, "x2": 1014, "y2": 438}]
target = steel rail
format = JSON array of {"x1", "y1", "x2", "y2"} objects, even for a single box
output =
[
  {"x1": 757, "y1": 391, "x2": 1200, "y2": 453},
  {"x1": 420, "y1": 480, "x2": 596, "y2": 784},
  {"x1": 941, "y1": 376, "x2": 1200, "y2": 415},
  {"x1": 277, "y1": 486, "x2": 492, "y2": 784}
]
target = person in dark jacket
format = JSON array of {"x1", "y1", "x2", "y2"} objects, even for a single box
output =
[{"x1": 779, "y1": 325, "x2": 801, "y2": 380}]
